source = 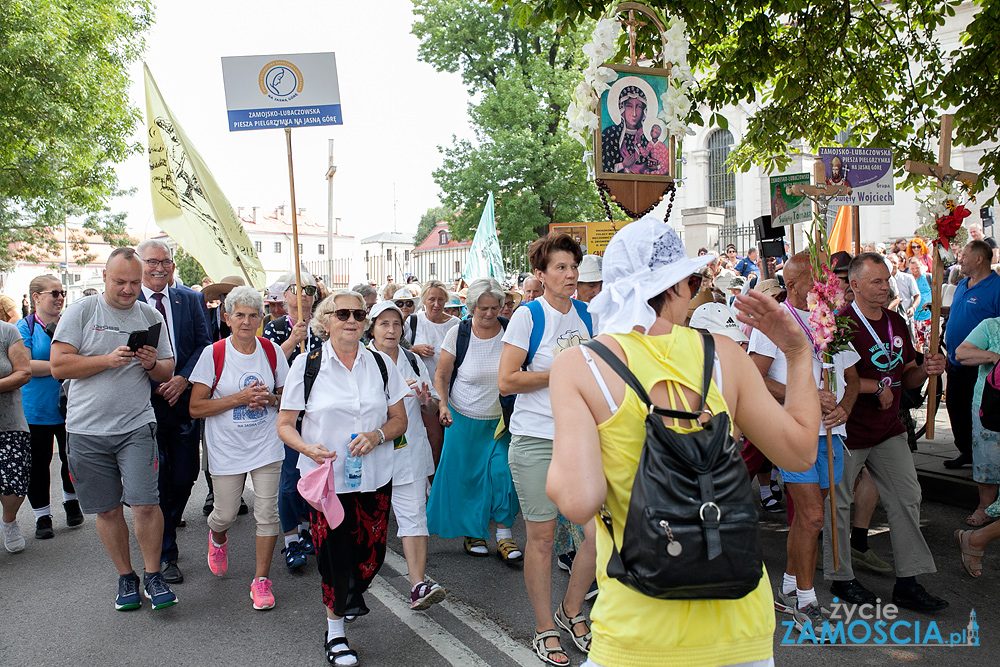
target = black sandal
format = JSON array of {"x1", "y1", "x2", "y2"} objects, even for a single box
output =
[{"x1": 325, "y1": 634, "x2": 359, "y2": 666}]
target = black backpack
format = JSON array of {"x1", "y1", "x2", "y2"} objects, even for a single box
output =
[
  {"x1": 980, "y1": 359, "x2": 1000, "y2": 432},
  {"x1": 583, "y1": 332, "x2": 762, "y2": 600}
]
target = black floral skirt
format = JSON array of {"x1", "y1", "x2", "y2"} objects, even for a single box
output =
[
  {"x1": 0, "y1": 431, "x2": 31, "y2": 497},
  {"x1": 310, "y1": 481, "x2": 392, "y2": 618}
]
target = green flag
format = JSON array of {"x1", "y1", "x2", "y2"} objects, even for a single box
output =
[{"x1": 462, "y1": 193, "x2": 506, "y2": 283}]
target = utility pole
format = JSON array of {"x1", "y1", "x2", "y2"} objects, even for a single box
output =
[{"x1": 325, "y1": 139, "x2": 337, "y2": 284}]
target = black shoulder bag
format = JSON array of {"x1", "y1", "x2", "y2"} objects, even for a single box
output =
[{"x1": 583, "y1": 332, "x2": 762, "y2": 600}]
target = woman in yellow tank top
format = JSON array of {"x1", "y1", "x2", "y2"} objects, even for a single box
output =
[{"x1": 548, "y1": 218, "x2": 820, "y2": 667}]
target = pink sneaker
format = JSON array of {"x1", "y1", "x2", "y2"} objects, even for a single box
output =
[
  {"x1": 207, "y1": 533, "x2": 228, "y2": 576},
  {"x1": 250, "y1": 577, "x2": 275, "y2": 610}
]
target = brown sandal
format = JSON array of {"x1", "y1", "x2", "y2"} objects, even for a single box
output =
[
  {"x1": 955, "y1": 529, "x2": 984, "y2": 578},
  {"x1": 464, "y1": 537, "x2": 489, "y2": 557},
  {"x1": 496, "y1": 538, "x2": 523, "y2": 563}
]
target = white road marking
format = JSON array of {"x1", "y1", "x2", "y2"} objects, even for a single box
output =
[
  {"x1": 382, "y1": 548, "x2": 539, "y2": 665},
  {"x1": 368, "y1": 577, "x2": 485, "y2": 666}
]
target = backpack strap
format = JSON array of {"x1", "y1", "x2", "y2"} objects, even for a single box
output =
[
  {"x1": 210, "y1": 339, "x2": 227, "y2": 397},
  {"x1": 571, "y1": 298, "x2": 594, "y2": 337},
  {"x1": 449, "y1": 319, "x2": 472, "y2": 392},
  {"x1": 402, "y1": 348, "x2": 420, "y2": 377},
  {"x1": 27, "y1": 313, "x2": 35, "y2": 336},
  {"x1": 367, "y1": 347, "x2": 390, "y2": 399},
  {"x1": 524, "y1": 299, "x2": 545, "y2": 368},
  {"x1": 408, "y1": 314, "x2": 418, "y2": 345},
  {"x1": 258, "y1": 337, "x2": 278, "y2": 387},
  {"x1": 582, "y1": 331, "x2": 715, "y2": 421}
]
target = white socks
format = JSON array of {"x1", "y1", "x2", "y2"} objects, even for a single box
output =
[
  {"x1": 62, "y1": 492, "x2": 78, "y2": 502},
  {"x1": 797, "y1": 587, "x2": 818, "y2": 609},
  {"x1": 299, "y1": 521, "x2": 310, "y2": 534},
  {"x1": 760, "y1": 484, "x2": 771, "y2": 500},
  {"x1": 496, "y1": 528, "x2": 512, "y2": 541},
  {"x1": 33, "y1": 505, "x2": 51, "y2": 520},
  {"x1": 782, "y1": 572, "x2": 797, "y2": 595},
  {"x1": 284, "y1": 534, "x2": 298, "y2": 549}
]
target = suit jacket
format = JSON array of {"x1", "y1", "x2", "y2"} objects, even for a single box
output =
[{"x1": 139, "y1": 285, "x2": 212, "y2": 424}]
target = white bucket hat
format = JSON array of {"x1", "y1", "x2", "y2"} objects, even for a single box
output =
[
  {"x1": 390, "y1": 287, "x2": 419, "y2": 308},
  {"x1": 578, "y1": 254, "x2": 603, "y2": 283},
  {"x1": 588, "y1": 216, "x2": 714, "y2": 335}
]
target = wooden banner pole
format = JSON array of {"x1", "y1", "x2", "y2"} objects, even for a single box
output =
[
  {"x1": 285, "y1": 127, "x2": 305, "y2": 354},
  {"x1": 852, "y1": 206, "x2": 861, "y2": 256},
  {"x1": 824, "y1": 367, "x2": 839, "y2": 571}
]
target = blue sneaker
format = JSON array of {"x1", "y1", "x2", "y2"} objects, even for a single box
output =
[
  {"x1": 115, "y1": 572, "x2": 142, "y2": 611},
  {"x1": 584, "y1": 580, "x2": 599, "y2": 601},
  {"x1": 283, "y1": 540, "x2": 307, "y2": 570},
  {"x1": 143, "y1": 571, "x2": 178, "y2": 610},
  {"x1": 299, "y1": 528, "x2": 315, "y2": 555}
]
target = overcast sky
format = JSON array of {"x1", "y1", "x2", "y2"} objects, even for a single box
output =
[{"x1": 114, "y1": 0, "x2": 474, "y2": 241}]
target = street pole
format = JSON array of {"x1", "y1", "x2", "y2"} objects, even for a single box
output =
[{"x1": 326, "y1": 139, "x2": 337, "y2": 285}]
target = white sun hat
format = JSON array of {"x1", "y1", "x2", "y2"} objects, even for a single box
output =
[
  {"x1": 588, "y1": 216, "x2": 714, "y2": 335},
  {"x1": 578, "y1": 254, "x2": 603, "y2": 283}
]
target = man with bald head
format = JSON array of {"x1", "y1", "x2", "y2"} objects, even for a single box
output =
[
  {"x1": 51, "y1": 247, "x2": 179, "y2": 611},
  {"x1": 748, "y1": 253, "x2": 861, "y2": 631},
  {"x1": 968, "y1": 223, "x2": 998, "y2": 265},
  {"x1": 522, "y1": 276, "x2": 544, "y2": 303}
]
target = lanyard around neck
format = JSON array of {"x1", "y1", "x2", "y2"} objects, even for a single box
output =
[{"x1": 851, "y1": 301, "x2": 894, "y2": 366}]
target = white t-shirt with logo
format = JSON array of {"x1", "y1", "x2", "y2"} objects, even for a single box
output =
[
  {"x1": 502, "y1": 298, "x2": 592, "y2": 440},
  {"x1": 747, "y1": 305, "x2": 860, "y2": 438},
  {"x1": 190, "y1": 338, "x2": 289, "y2": 475}
]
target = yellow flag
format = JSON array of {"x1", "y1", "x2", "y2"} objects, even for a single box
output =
[{"x1": 145, "y1": 64, "x2": 265, "y2": 289}]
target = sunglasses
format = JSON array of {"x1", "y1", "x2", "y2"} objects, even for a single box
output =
[
  {"x1": 39, "y1": 290, "x2": 67, "y2": 298},
  {"x1": 333, "y1": 309, "x2": 367, "y2": 322},
  {"x1": 394, "y1": 300, "x2": 414, "y2": 308},
  {"x1": 287, "y1": 285, "x2": 318, "y2": 296},
  {"x1": 687, "y1": 273, "x2": 704, "y2": 296}
]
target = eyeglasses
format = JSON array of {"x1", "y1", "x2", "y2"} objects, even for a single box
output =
[
  {"x1": 687, "y1": 273, "x2": 704, "y2": 296},
  {"x1": 394, "y1": 300, "x2": 413, "y2": 308},
  {"x1": 504, "y1": 300, "x2": 515, "y2": 308},
  {"x1": 333, "y1": 309, "x2": 367, "y2": 322},
  {"x1": 287, "y1": 285, "x2": 318, "y2": 296},
  {"x1": 39, "y1": 290, "x2": 67, "y2": 298},
  {"x1": 141, "y1": 259, "x2": 174, "y2": 268}
]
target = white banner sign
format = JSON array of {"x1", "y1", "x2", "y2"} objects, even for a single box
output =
[{"x1": 221, "y1": 52, "x2": 343, "y2": 132}]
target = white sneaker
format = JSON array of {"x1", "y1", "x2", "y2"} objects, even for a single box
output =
[{"x1": 2, "y1": 520, "x2": 25, "y2": 553}]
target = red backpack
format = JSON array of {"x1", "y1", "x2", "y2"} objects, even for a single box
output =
[{"x1": 210, "y1": 337, "x2": 278, "y2": 397}]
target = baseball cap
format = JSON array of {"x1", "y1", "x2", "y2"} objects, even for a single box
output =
[{"x1": 689, "y1": 303, "x2": 749, "y2": 343}]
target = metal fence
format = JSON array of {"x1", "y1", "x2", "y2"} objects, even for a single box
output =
[
  {"x1": 302, "y1": 258, "x2": 352, "y2": 289},
  {"x1": 717, "y1": 220, "x2": 759, "y2": 256},
  {"x1": 501, "y1": 241, "x2": 532, "y2": 277}
]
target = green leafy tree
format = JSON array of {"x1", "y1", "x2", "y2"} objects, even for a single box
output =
[
  {"x1": 0, "y1": 0, "x2": 153, "y2": 271},
  {"x1": 174, "y1": 248, "x2": 206, "y2": 287},
  {"x1": 412, "y1": 0, "x2": 605, "y2": 244},
  {"x1": 499, "y1": 0, "x2": 998, "y2": 202},
  {"x1": 416, "y1": 205, "x2": 456, "y2": 245}
]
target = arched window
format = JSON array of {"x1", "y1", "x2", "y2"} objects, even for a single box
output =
[{"x1": 707, "y1": 129, "x2": 736, "y2": 224}]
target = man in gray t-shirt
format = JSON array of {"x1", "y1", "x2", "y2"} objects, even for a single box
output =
[{"x1": 51, "y1": 247, "x2": 179, "y2": 610}]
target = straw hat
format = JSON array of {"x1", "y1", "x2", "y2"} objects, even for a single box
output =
[
  {"x1": 202, "y1": 275, "x2": 245, "y2": 302},
  {"x1": 686, "y1": 286, "x2": 715, "y2": 320},
  {"x1": 504, "y1": 289, "x2": 523, "y2": 309},
  {"x1": 755, "y1": 278, "x2": 783, "y2": 299},
  {"x1": 390, "y1": 287, "x2": 418, "y2": 308}
]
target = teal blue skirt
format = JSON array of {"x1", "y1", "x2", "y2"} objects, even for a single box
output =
[{"x1": 426, "y1": 409, "x2": 519, "y2": 539}]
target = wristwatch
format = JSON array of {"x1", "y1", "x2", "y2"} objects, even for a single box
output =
[{"x1": 875, "y1": 378, "x2": 891, "y2": 396}]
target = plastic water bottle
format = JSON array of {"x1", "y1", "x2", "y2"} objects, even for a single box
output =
[{"x1": 344, "y1": 433, "x2": 362, "y2": 489}]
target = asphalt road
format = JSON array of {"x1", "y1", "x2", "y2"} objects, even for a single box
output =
[{"x1": 0, "y1": 470, "x2": 996, "y2": 666}]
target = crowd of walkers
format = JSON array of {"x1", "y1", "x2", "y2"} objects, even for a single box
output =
[{"x1": 1, "y1": 219, "x2": 999, "y2": 667}]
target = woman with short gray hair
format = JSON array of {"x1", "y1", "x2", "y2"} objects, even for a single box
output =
[
  {"x1": 427, "y1": 278, "x2": 521, "y2": 563},
  {"x1": 188, "y1": 284, "x2": 289, "y2": 610}
]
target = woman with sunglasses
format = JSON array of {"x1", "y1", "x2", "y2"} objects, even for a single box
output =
[
  {"x1": 262, "y1": 271, "x2": 324, "y2": 572},
  {"x1": 16, "y1": 274, "x2": 82, "y2": 539},
  {"x1": 906, "y1": 237, "x2": 933, "y2": 274},
  {"x1": 390, "y1": 288, "x2": 419, "y2": 341},
  {"x1": 498, "y1": 233, "x2": 597, "y2": 666},
  {"x1": 278, "y1": 291, "x2": 408, "y2": 667}
]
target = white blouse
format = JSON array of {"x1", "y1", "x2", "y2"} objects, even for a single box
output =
[
  {"x1": 383, "y1": 347, "x2": 437, "y2": 485},
  {"x1": 282, "y1": 341, "x2": 409, "y2": 493}
]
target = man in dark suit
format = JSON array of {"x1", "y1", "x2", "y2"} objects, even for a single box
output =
[{"x1": 136, "y1": 239, "x2": 211, "y2": 583}]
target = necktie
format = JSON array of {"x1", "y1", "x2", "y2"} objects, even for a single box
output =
[{"x1": 152, "y1": 292, "x2": 170, "y2": 338}]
